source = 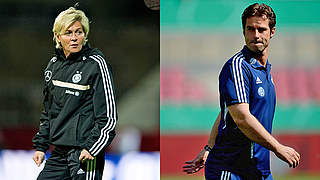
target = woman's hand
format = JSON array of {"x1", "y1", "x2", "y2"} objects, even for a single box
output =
[
  {"x1": 79, "y1": 149, "x2": 94, "y2": 162},
  {"x1": 33, "y1": 151, "x2": 45, "y2": 167}
]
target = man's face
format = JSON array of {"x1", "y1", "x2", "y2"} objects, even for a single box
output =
[{"x1": 243, "y1": 15, "x2": 275, "y2": 54}]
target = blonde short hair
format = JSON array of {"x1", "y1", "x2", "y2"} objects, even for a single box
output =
[{"x1": 53, "y1": 7, "x2": 89, "y2": 49}]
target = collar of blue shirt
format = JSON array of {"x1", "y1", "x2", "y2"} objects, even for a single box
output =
[{"x1": 241, "y1": 45, "x2": 271, "y2": 70}]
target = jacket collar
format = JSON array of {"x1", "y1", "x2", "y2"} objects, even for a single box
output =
[
  {"x1": 55, "y1": 43, "x2": 91, "y2": 61},
  {"x1": 241, "y1": 45, "x2": 271, "y2": 70}
]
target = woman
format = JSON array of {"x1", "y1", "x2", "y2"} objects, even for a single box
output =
[{"x1": 32, "y1": 6, "x2": 117, "y2": 180}]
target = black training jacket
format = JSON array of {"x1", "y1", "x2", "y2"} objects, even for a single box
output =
[{"x1": 32, "y1": 44, "x2": 117, "y2": 156}]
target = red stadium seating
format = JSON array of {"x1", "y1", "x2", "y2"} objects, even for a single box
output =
[{"x1": 161, "y1": 67, "x2": 320, "y2": 104}]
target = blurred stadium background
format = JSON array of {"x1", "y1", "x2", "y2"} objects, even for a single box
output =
[
  {"x1": 0, "y1": 0, "x2": 159, "y2": 179},
  {"x1": 160, "y1": 0, "x2": 320, "y2": 180}
]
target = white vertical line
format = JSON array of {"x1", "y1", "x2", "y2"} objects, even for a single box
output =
[
  {"x1": 251, "y1": 142, "x2": 254, "y2": 158},
  {"x1": 91, "y1": 56, "x2": 110, "y2": 117},
  {"x1": 239, "y1": 57, "x2": 247, "y2": 103},
  {"x1": 86, "y1": 161, "x2": 89, "y2": 180},
  {"x1": 89, "y1": 160, "x2": 93, "y2": 180},
  {"x1": 92, "y1": 158, "x2": 96, "y2": 180},
  {"x1": 235, "y1": 55, "x2": 244, "y2": 102},
  {"x1": 96, "y1": 55, "x2": 116, "y2": 119},
  {"x1": 223, "y1": 103, "x2": 228, "y2": 129},
  {"x1": 221, "y1": 171, "x2": 225, "y2": 180},
  {"x1": 227, "y1": 172, "x2": 231, "y2": 180},
  {"x1": 232, "y1": 54, "x2": 241, "y2": 102}
]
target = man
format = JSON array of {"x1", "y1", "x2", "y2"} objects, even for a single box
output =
[{"x1": 183, "y1": 3, "x2": 300, "y2": 180}]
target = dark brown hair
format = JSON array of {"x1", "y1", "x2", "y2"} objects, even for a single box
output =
[{"x1": 242, "y1": 3, "x2": 276, "y2": 30}]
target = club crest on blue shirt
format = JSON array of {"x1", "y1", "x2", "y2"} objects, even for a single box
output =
[
  {"x1": 72, "y1": 71, "x2": 82, "y2": 83},
  {"x1": 250, "y1": 58, "x2": 257, "y2": 65},
  {"x1": 258, "y1": 87, "x2": 265, "y2": 97}
]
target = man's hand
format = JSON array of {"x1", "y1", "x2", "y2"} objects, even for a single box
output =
[
  {"x1": 274, "y1": 144, "x2": 300, "y2": 168},
  {"x1": 33, "y1": 151, "x2": 45, "y2": 167},
  {"x1": 183, "y1": 149, "x2": 209, "y2": 174},
  {"x1": 79, "y1": 149, "x2": 94, "y2": 162}
]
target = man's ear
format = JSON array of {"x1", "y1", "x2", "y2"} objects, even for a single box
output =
[{"x1": 270, "y1": 27, "x2": 275, "y2": 38}]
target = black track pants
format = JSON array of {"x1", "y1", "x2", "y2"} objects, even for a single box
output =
[{"x1": 37, "y1": 146, "x2": 105, "y2": 180}]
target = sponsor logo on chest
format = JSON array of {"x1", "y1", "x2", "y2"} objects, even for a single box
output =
[
  {"x1": 256, "y1": 76, "x2": 262, "y2": 84},
  {"x1": 65, "y1": 89, "x2": 80, "y2": 96}
]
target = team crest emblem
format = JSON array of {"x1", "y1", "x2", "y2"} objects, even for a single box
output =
[
  {"x1": 44, "y1": 70, "x2": 52, "y2": 82},
  {"x1": 250, "y1": 58, "x2": 257, "y2": 65},
  {"x1": 72, "y1": 71, "x2": 82, "y2": 83},
  {"x1": 258, "y1": 87, "x2": 265, "y2": 97}
]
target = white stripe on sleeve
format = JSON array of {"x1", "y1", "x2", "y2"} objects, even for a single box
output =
[
  {"x1": 238, "y1": 57, "x2": 247, "y2": 103},
  {"x1": 89, "y1": 55, "x2": 117, "y2": 156},
  {"x1": 235, "y1": 55, "x2": 244, "y2": 102},
  {"x1": 232, "y1": 54, "x2": 241, "y2": 102},
  {"x1": 232, "y1": 53, "x2": 247, "y2": 103}
]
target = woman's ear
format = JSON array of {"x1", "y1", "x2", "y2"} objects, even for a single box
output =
[{"x1": 55, "y1": 32, "x2": 61, "y2": 43}]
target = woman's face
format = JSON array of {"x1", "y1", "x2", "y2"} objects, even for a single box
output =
[{"x1": 56, "y1": 21, "x2": 85, "y2": 58}]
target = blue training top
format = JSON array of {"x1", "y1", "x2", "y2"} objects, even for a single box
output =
[{"x1": 205, "y1": 46, "x2": 276, "y2": 176}]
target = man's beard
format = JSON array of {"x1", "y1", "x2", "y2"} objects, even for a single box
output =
[
  {"x1": 252, "y1": 47, "x2": 265, "y2": 56},
  {"x1": 250, "y1": 42, "x2": 267, "y2": 56},
  {"x1": 247, "y1": 44, "x2": 267, "y2": 57}
]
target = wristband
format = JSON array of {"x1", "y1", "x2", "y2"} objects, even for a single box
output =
[{"x1": 204, "y1": 145, "x2": 212, "y2": 152}]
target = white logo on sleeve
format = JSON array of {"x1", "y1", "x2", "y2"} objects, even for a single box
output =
[
  {"x1": 258, "y1": 87, "x2": 265, "y2": 97},
  {"x1": 50, "y1": 57, "x2": 57, "y2": 62},
  {"x1": 72, "y1": 71, "x2": 82, "y2": 83},
  {"x1": 256, "y1": 77, "x2": 262, "y2": 84},
  {"x1": 44, "y1": 70, "x2": 52, "y2": 82}
]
